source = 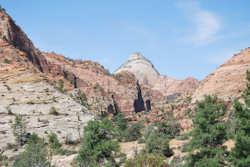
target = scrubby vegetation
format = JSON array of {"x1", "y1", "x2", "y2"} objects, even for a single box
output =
[
  {"x1": 13, "y1": 133, "x2": 52, "y2": 167},
  {"x1": 76, "y1": 89, "x2": 88, "y2": 108},
  {"x1": 57, "y1": 79, "x2": 64, "y2": 93},
  {"x1": 7, "y1": 71, "x2": 250, "y2": 167},
  {"x1": 145, "y1": 133, "x2": 173, "y2": 157},
  {"x1": 76, "y1": 117, "x2": 120, "y2": 167},
  {"x1": 4, "y1": 58, "x2": 11, "y2": 64},
  {"x1": 75, "y1": 111, "x2": 176, "y2": 166},
  {"x1": 124, "y1": 153, "x2": 168, "y2": 167},
  {"x1": 231, "y1": 70, "x2": 250, "y2": 167},
  {"x1": 12, "y1": 115, "x2": 27, "y2": 146},
  {"x1": 185, "y1": 95, "x2": 229, "y2": 167},
  {"x1": 49, "y1": 106, "x2": 59, "y2": 115},
  {"x1": 48, "y1": 133, "x2": 62, "y2": 153}
]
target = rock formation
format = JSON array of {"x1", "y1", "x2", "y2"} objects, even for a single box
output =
[
  {"x1": 0, "y1": 8, "x2": 49, "y2": 73},
  {"x1": 115, "y1": 52, "x2": 199, "y2": 97},
  {"x1": 0, "y1": 7, "x2": 166, "y2": 118},
  {"x1": 192, "y1": 47, "x2": 250, "y2": 102},
  {"x1": 145, "y1": 99, "x2": 151, "y2": 111},
  {"x1": 133, "y1": 81, "x2": 145, "y2": 113},
  {"x1": 115, "y1": 52, "x2": 160, "y2": 86}
]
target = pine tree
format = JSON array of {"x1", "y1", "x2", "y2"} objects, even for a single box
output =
[
  {"x1": 77, "y1": 118, "x2": 120, "y2": 167},
  {"x1": 13, "y1": 133, "x2": 51, "y2": 167},
  {"x1": 231, "y1": 70, "x2": 250, "y2": 167},
  {"x1": 12, "y1": 115, "x2": 27, "y2": 146},
  {"x1": 186, "y1": 95, "x2": 228, "y2": 167}
]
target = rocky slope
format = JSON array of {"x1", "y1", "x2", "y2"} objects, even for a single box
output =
[
  {"x1": 0, "y1": 36, "x2": 93, "y2": 166},
  {"x1": 0, "y1": 8, "x2": 166, "y2": 118},
  {"x1": 115, "y1": 52, "x2": 199, "y2": 96},
  {"x1": 192, "y1": 47, "x2": 250, "y2": 102},
  {"x1": 41, "y1": 52, "x2": 166, "y2": 115},
  {"x1": 0, "y1": 8, "x2": 49, "y2": 73}
]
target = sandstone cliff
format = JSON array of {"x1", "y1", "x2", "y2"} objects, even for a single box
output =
[{"x1": 192, "y1": 47, "x2": 250, "y2": 102}]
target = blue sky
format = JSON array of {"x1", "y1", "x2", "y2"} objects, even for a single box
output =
[{"x1": 1, "y1": 0, "x2": 250, "y2": 80}]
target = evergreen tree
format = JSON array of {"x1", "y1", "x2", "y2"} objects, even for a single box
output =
[
  {"x1": 186, "y1": 95, "x2": 228, "y2": 167},
  {"x1": 13, "y1": 133, "x2": 51, "y2": 167},
  {"x1": 124, "y1": 153, "x2": 168, "y2": 167},
  {"x1": 77, "y1": 118, "x2": 120, "y2": 167},
  {"x1": 231, "y1": 70, "x2": 250, "y2": 167},
  {"x1": 12, "y1": 115, "x2": 27, "y2": 146}
]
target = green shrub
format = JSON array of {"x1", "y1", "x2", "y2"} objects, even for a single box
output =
[
  {"x1": 112, "y1": 113, "x2": 128, "y2": 131},
  {"x1": 49, "y1": 106, "x2": 59, "y2": 116},
  {"x1": 145, "y1": 132, "x2": 173, "y2": 157},
  {"x1": 6, "y1": 143, "x2": 16, "y2": 150},
  {"x1": 0, "y1": 153, "x2": 7, "y2": 162},
  {"x1": 57, "y1": 79, "x2": 64, "y2": 93},
  {"x1": 4, "y1": 58, "x2": 11, "y2": 64},
  {"x1": 138, "y1": 138, "x2": 145, "y2": 144},
  {"x1": 181, "y1": 143, "x2": 189, "y2": 153},
  {"x1": 13, "y1": 133, "x2": 51, "y2": 167},
  {"x1": 154, "y1": 121, "x2": 180, "y2": 139},
  {"x1": 76, "y1": 89, "x2": 88, "y2": 107},
  {"x1": 124, "y1": 121, "x2": 144, "y2": 142},
  {"x1": 77, "y1": 118, "x2": 120, "y2": 167},
  {"x1": 56, "y1": 149, "x2": 76, "y2": 156},
  {"x1": 124, "y1": 153, "x2": 168, "y2": 167},
  {"x1": 12, "y1": 115, "x2": 27, "y2": 146},
  {"x1": 4, "y1": 162, "x2": 8, "y2": 167},
  {"x1": 48, "y1": 133, "x2": 61, "y2": 153},
  {"x1": 6, "y1": 106, "x2": 13, "y2": 115}
]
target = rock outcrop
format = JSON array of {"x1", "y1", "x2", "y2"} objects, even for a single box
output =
[
  {"x1": 192, "y1": 47, "x2": 250, "y2": 102},
  {"x1": 0, "y1": 8, "x2": 49, "y2": 73},
  {"x1": 115, "y1": 52, "x2": 160, "y2": 86},
  {"x1": 133, "y1": 81, "x2": 145, "y2": 113}
]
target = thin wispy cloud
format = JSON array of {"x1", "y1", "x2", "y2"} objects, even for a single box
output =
[{"x1": 178, "y1": 0, "x2": 222, "y2": 46}]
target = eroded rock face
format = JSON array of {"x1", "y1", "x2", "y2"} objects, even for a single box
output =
[
  {"x1": 115, "y1": 52, "x2": 199, "y2": 97},
  {"x1": 192, "y1": 47, "x2": 250, "y2": 102},
  {"x1": 0, "y1": 8, "x2": 49, "y2": 73},
  {"x1": 134, "y1": 81, "x2": 145, "y2": 113},
  {"x1": 115, "y1": 52, "x2": 160, "y2": 86},
  {"x1": 0, "y1": 9, "x2": 167, "y2": 117},
  {"x1": 0, "y1": 69, "x2": 93, "y2": 150}
]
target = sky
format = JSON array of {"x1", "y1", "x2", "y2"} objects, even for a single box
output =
[{"x1": 1, "y1": 0, "x2": 250, "y2": 80}]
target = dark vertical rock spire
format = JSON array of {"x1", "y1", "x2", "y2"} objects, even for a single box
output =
[{"x1": 133, "y1": 81, "x2": 145, "y2": 113}]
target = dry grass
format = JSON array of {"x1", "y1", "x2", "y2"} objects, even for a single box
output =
[{"x1": 10, "y1": 75, "x2": 44, "y2": 84}]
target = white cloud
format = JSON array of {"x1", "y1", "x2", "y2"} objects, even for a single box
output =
[{"x1": 178, "y1": 0, "x2": 222, "y2": 45}]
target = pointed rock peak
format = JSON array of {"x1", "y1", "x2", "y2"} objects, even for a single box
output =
[
  {"x1": 115, "y1": 52, "x2": 160, "y2": 85},
  {"x1": 126, "y1": 52, "x2": 153, "y2": 65},
  {"x1": 128, "y1": 52, "x2": 146, "y2": 60}
]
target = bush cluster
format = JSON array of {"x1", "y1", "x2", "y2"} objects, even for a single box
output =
[{"x1": 13, "y1": 133, "x2": 52, "y2": 167}]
